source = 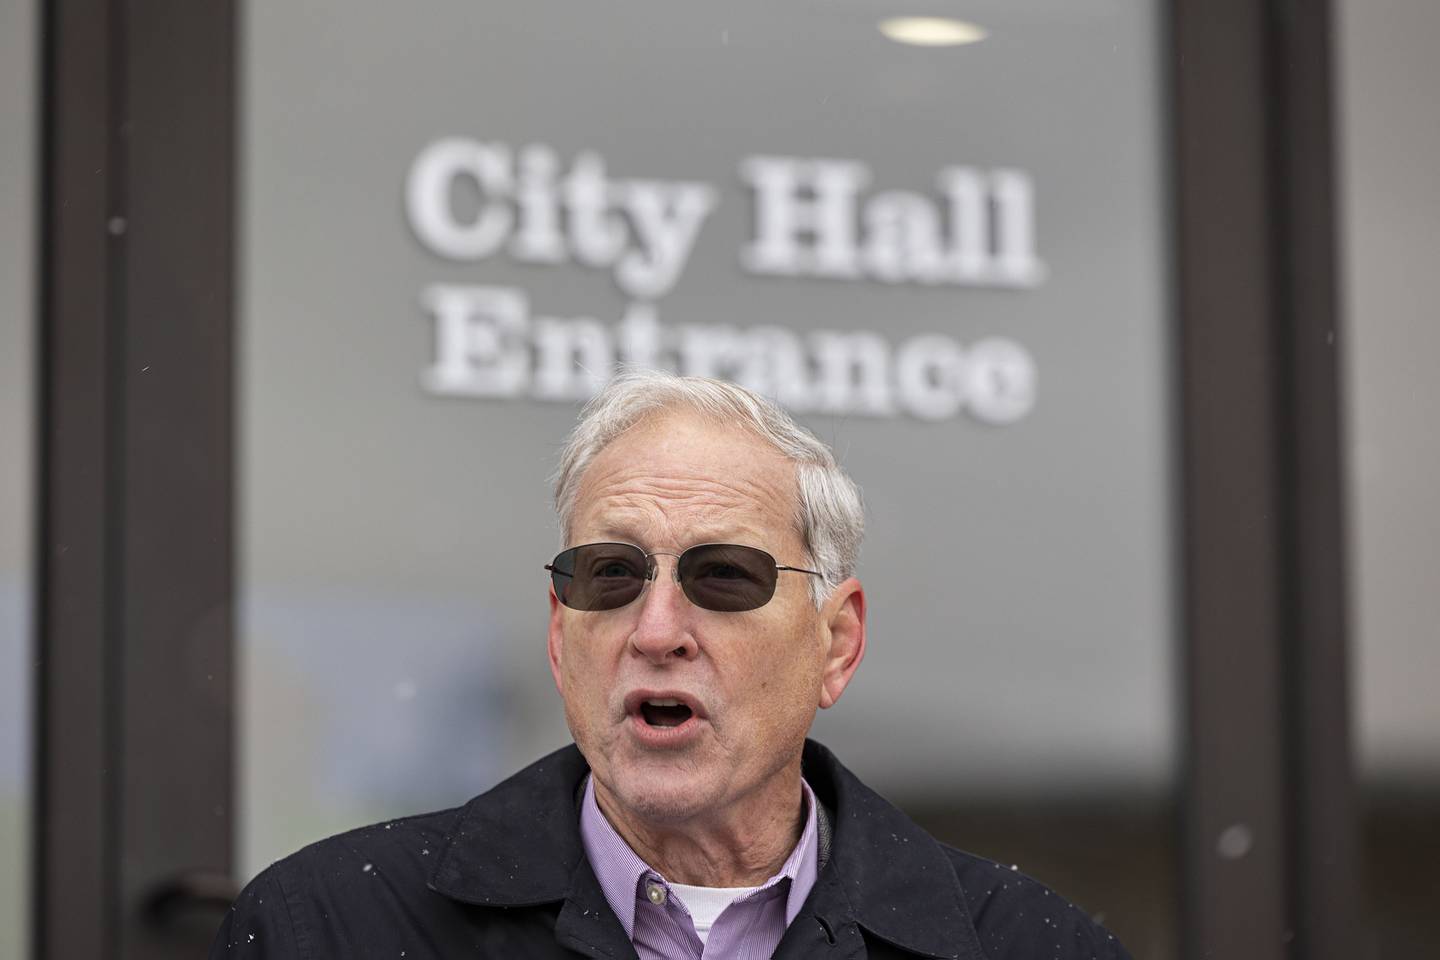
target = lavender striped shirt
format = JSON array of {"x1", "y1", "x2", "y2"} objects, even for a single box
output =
[{"x1": 579, "y1": 775, "x2": 820, "y2": 960}]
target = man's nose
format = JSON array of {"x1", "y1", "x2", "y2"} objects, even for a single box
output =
[{"x1": 627, "y1": 557, "x2": 698, "y2": 663}]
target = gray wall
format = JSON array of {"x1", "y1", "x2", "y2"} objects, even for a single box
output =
[
  {"x1": 1338, "y1": 0, "x2": 1440, "y2": 785},
  {"x1": 0, "y1": 0, "x2": 36, "y2": 954}
]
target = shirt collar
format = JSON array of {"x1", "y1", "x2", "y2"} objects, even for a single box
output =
[{"x1": 578, "y1": 773, "x2": 821, "y2": 937}]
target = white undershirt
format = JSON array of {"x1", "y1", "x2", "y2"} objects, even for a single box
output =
[{"x1": 668, "y1": 882, "x2": 763, "y2": 945}]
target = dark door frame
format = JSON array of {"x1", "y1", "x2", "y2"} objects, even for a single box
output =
[
  {"x1": 33, "y1": 1, "x2": 1359, "y2": 957},
  {"x1": 35, "y1": 0, "x2": 236, "y2": 956},
  {"x1": 1172, "y1": 2, "x2": 1360, "y2": 958}
]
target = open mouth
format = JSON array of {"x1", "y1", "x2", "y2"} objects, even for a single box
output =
[{"x1": 639, "y1": 698, "x2": 694, "y2": 728}]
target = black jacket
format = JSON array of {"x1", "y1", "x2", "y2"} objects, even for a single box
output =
[{"x1": 212, "y1": 740, "x2": 1132, "y2": 959}]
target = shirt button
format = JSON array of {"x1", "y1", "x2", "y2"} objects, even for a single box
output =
[{"x1": 646, "y1": 881, "x2": 667, "y2": 905}]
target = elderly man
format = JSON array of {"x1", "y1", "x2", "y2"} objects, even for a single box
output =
[{"x1": 213, "y1": 371, "x2": 1132, "y2": 959}]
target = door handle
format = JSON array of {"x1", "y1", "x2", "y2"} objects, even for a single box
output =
[{"x1": 143, "y1": 870, "x2": 242, "y2": 932}]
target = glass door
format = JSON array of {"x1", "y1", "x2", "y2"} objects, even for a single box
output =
[{"x1": 238, "y1": 2, "x2": 1179, "y2": 953}]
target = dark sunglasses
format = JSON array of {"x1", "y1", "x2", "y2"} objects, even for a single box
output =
[{"x1": 546, "y1": 542, "x2": 824, "y2": 612}]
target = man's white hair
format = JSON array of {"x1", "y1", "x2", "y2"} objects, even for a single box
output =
[{"x1": 553, "y1": 369, "x2": 864, "y2": 607}]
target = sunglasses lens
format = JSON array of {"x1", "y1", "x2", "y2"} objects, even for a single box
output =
[
  {"x1": 677, "y1": 544, "x2": 779, "y2": 612},
  {"x1": 550, "y1": 543, "x2": 649, "y2": 610}
]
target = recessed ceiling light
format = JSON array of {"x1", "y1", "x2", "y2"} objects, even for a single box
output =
[{"x1": 878, "y1": 16, "x2": 988, "y2": 47}]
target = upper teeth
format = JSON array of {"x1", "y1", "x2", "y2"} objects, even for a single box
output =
[{"x1": 647, "y1": 698, "x2": 682, "y2": 707}]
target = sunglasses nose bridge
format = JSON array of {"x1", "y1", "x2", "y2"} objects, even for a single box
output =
[{"x1": 644, "y1": 551, "x2": 683, "y2": 584}]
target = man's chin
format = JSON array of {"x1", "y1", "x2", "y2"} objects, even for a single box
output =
[{"x1": 604, "y1": 758, "x2": 719, "y2": 826}]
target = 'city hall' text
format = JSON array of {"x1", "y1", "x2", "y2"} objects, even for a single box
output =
[{"x1": 405, "y1": 138, "x2": 1044, "y2": 423}]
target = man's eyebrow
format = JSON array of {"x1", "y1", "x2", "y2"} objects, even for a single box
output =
[{"x1": 593, "y1": 524, "x2": 648, "y2": 545}]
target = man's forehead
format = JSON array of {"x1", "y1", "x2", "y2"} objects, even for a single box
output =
[
  {"x1": 581, "y1": 414, "x2": 790, "y2": 490},
  {"x1": 577, "y1": 482, "x2": 797, "y2": 541},
  {"x1": 569, "y1": 412, "x2": 803, "y2": 545}
]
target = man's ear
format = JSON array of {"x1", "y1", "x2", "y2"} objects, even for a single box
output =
[
  {"x1": 547, "y1": 586, "x2": 566, "y2": 694},
  {"x1": 818, "y1": 578, "x2": 866, "y2": 710}
]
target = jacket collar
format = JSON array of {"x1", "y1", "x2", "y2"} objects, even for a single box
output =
[
  {"x1": 429, "y1": 745, "x2": 592, "y2": 907},
  {"x1": 429, "y1": 740, "x2": 985, "y2": 960},
  {"x1": 797, "y1": 740, "x2": 986, "y2": 960}
]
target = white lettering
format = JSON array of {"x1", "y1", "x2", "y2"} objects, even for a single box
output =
[
  {"x1": 419, "y1": 287, "x2": 1035, "y2": 425},
  {"x1": 563, "y1": 151, "x2": 628, "y2": 269},
  {"x1": 406, "y1": 139, "x2": 514, "y2": 260},
  {"x1": 862, "y1": 190, "x2": 944, "y2": 284},
  {"x1": 896, "y1": 335, "x2": 964, "y2": 420},
  {"x1": 938, "y1": 167, "x2": 988, "y2": 283},
  {"x1": 533, "y1": 315, "x2": 613, "y2": 399},
  {"x1": 989, "y1": 169, "x2": 1045, "y2": 286},
  {"x1": 740, "y1": 157, "x2": 870, "y2": 278},
  {"x1": 616, "y1": 180, "x2": 718, "y2": 299},
  {"x1": 509, "y1": 144, "x2": 566, "y2": 264},
  {"x1": 810, "y1": 330, "x2": 894, "y2": 416},
  {"x1": 421, "y1": 284, "x2": 529, "y2": 396},
  {"x1": 408, "y1": 139, "x2": 1045, "y2": 294},
  {"x1": 731, "y1": 326, "x2": 813, "y2": 411},
  {"x1": 615, "y1": 301, "x2": 667, "y2": 370},
  {"x1": 407, "y1": 139, "x2": 718, "y2": 298},
  {"x1": 676, "y1": 324, "x2": 741, "y2": 380},
  {"x1": 963, "y1": 338, "x2": 1037, "y2": 424},
  {"x1": 742, "y1": 156, "x2": 1045, "y2": 288}
]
